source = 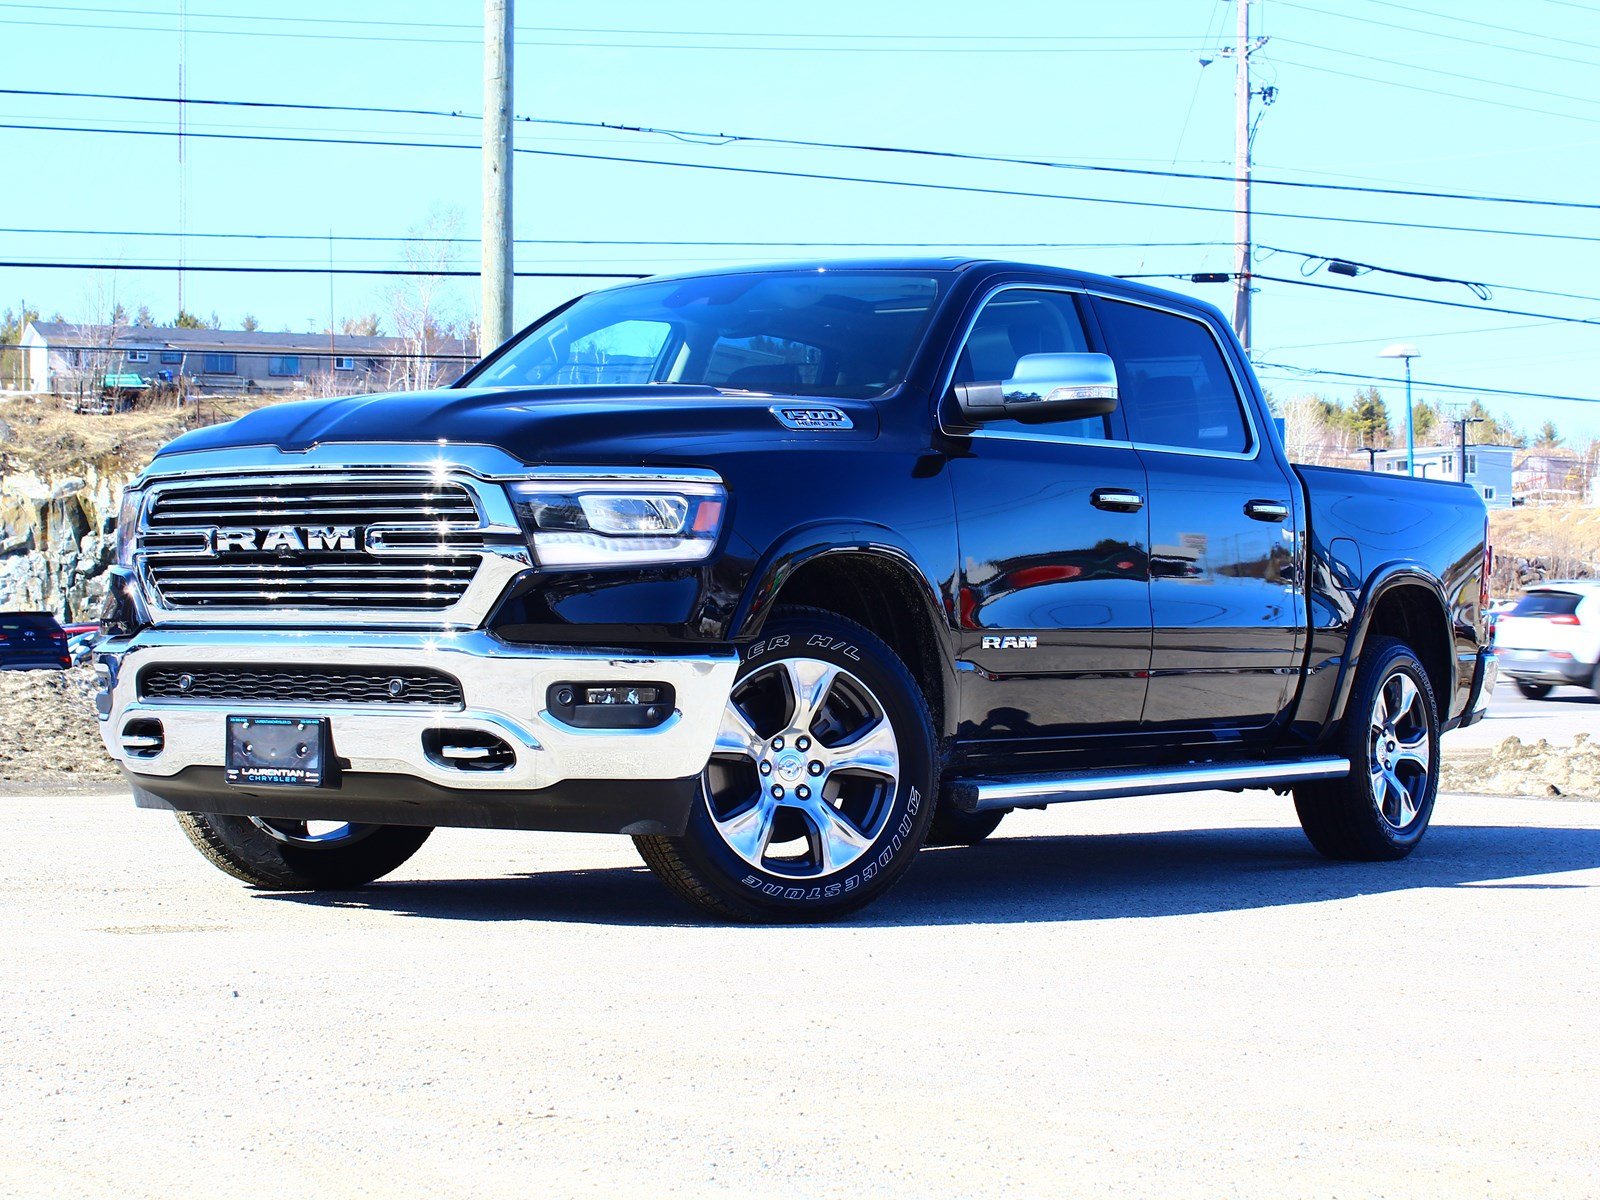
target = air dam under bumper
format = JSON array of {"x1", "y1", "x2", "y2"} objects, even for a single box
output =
[{"x1": 97, "y1": 629, "x2": 739, "y2": 835}]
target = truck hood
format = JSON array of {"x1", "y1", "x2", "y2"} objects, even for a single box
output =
[{"x1": 155, "y1": 384, "x2": 881, "y2": 466}]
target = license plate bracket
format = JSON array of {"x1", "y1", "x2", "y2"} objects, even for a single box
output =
[{"x1": 225, "y1": 715, "x2": 328, "y2": 787}]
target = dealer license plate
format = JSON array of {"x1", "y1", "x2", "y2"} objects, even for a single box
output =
[{"x1": 225, "y1": 715, "x2": 328, "y2": 787}]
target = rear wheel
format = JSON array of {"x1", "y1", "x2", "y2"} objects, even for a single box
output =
[
  {"x1": 1294, "y1": 636, "x2": 1440, "y2": 861},
  {"x1": 634, "y1": 608, "x2": 937, "y2": 922},
  {"x1": 176, "y1": 811, "x2": 432, "y2": 889},
  {"x1": 1517, "y1": 681, "x2": 1553, "y2": 700}
]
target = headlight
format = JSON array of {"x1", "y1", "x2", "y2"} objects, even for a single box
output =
[
  {"x1": 114, "y1": 486, "x2": 145, "y2": 567},
  {"x1": 507, "y1": 480, "x2": 726, "y2": 567}
]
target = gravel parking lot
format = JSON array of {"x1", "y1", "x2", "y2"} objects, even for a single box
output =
[{"x1": 5, "y1": 782, "x2": 1598, "y2": 1199}]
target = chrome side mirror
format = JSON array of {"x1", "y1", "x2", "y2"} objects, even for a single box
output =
[{"x1": 953, "y1": 352, "x2": 1120, "y2": 425}]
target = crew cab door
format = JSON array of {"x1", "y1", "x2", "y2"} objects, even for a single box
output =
[
  {"x1": 1088, "y1": 294, "x2": 1304, "y2": 734},
  {"x1": 944, "y1": 286, "x2": 1154, "y2": 749}
]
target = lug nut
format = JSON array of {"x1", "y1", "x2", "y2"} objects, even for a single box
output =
[
  {"x1": 796, "y1": 736, "x2": 810, "y2": 751},
  {"x1": 772, "y1": 785, "x2": 785, "y2": 799},
  {"x1": 796, "y1": 785, "x2": 810, "y2": 800},
  {"x1": 759, "y1": 761, "x2": 772, "y2": 776},
  {"x1": 772, "y1": 735, "x2": 784, "y2": 750},
  {"x1": 808, "y1": 761, "x2": 823, "y2": 776}
]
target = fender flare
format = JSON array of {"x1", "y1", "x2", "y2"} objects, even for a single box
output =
[
  {"x1": 729, "y1": 521, "x2": 958, "y2": 735},
  {"x1": 1326, "y1": 562, "x2": 1454, "y2": 728}
]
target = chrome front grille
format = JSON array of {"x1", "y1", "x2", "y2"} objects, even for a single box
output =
[
  {"x1": 140, "y1": 664, "x2": 465, "y2": 707},
  {"x1": 135, "y1": 471, "x2": 510, "y2": 617}
]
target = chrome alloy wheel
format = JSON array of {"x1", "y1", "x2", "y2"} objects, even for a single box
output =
[
  {"x1": 1368, "y1": 671, "x2": 1433, "y2": 831},
  {"x1": 704, "y1": 657, "x2": 901, "y2": 879},
  {"x1": 247, "y1": 818, "x2": 378, "y2": 848}
]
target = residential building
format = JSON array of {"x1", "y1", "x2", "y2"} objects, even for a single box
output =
[
  {"x1": 21, "y1": 321, "x2": 475, "y2": 397},
  {"x1": 1370, "y1": 443, "x2": 1514, "y2": 509},
  {"x1": 1514, "y1": 450, "x2": 1594, "y2": 506}
]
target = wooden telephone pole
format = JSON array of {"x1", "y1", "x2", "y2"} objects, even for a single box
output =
[{"x1": 481, "y1": 0, "x2": 514, "y2": 354}]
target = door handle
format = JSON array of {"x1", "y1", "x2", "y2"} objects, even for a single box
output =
[
  {"x1": 1091, "y1": 488, "x2": 1145, "y2": 513},
  {"x1": 1244, "y1": 499, "x2": 1290, "y2": 523}
]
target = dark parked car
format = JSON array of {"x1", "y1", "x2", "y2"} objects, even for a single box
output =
[
  {"x1": 94, "y1": 259, "x2": 1495, "y2": 921},
  {"x1": 0, "y1": 612, "x2": 70, "y2": 671}
]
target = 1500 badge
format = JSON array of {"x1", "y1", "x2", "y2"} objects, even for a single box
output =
[{"x1": 770, "y1": 406, "x2": 853, "y2": 431}]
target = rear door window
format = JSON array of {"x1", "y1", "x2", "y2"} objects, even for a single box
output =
[{"x1": 1092, "y1": 297, "x2": 1252, "y2": 455}]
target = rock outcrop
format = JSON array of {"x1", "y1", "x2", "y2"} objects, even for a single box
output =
[{"x1": 0, "y1": 462, "x2": 133, "y2": 620}]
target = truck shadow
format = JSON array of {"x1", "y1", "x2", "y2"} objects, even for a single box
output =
[{"x1": 257, "y1": 818, "x2": 1600, "y2": 928}]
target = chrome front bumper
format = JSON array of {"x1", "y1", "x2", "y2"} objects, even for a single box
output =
[{"x1": 97, "y1": 628, "x2": 739, "y2": 796}]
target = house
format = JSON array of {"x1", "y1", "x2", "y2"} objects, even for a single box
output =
[
  {"x1": 1370, "y1": 443, "x2": 1514, "y2": 509},
  {"x1": 1514, "y1": 450, "x2": 1593, "y2": 506},
  {"x1": 21, "y1": 321, "x2": 475, "y2": 398}
]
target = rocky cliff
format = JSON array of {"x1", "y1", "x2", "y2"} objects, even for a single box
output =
[{"x1": 0, "y1": 461, "x2": 131, "y2": 620}]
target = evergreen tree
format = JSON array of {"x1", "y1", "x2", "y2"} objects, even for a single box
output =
[
  {"x1": 240, "y1": 314, "x2": 260, "y2": 332},
  {"x1": 173, "y1": 310, "x2": 205, "y2": 329},
  {"x1": 1536, "y1": 420, "x2": 1562, "y2": 447}
]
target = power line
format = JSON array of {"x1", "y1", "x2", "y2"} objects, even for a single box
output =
[
  {"x1": 0, "y1": 225, "x2": 1229, "y2": 251},
  {"x1": 1361, "y1": 0, "x2": 1600, "y2": 55},
  {"x1": 1252, "y1": 274, "x2": 1600, "y2": 328},
  {"x1": 1274, "y1": 0, "x2": 1600, "y2": 71},
  {"x1": 0, "y1": 3, "x2": 1210, "y2": 43},
  {"x1": 1257, "y1": 244, "x2": 1600, "y2": 307},
  {"x1": 13, "y1": 119, "x2": 1600, "y2": 247},
  {"x1": 11, "y1": 86, "x2": 1600, "y2": 213},
  {"x1": 0, "y1": 261, "x2": 646, "y2": 279},
  {"x1": 1253, "y1": 362, "x2": 1600, "y2": 406},
  {"x1": 0, "y1": 14, "x2": 1204, "y2": 53},
  {"x1": 1271, "y1": 55, "x2": 1600, "y2": 128},
  {"x1": 1276, "y1": 37, "x2": 1600, "y2": 113}
]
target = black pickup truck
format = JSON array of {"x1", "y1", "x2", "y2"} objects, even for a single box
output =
[{"x1": 95, "y1": 260, "x2": 1495, "y2": 921}]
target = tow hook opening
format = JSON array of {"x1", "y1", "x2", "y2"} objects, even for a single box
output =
[
  {"x1": 422, "y1": 729, "x2": 517, "y2": 772},
  {"x1": 120, "y1": 718, "x2": 165, "y2": 759}
]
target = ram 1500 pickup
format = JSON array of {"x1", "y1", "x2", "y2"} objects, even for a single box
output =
[{"x1": 95, "y1": 260, "x2": 1495, "y2": 921}]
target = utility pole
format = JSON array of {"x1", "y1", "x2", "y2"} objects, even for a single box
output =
[
  {"x1": 1232, "y1": 0, "x2": 1251, "y2": 353},
  {"x1": 481, "y1": 0, "x2": 514, "y2": 355},
  {"x1": 1212, "y1": 2, "x2": 1271, "y2": 356}
]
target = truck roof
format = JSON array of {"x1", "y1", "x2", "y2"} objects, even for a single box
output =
[{"x1": 588, "y1": 256, "x2": 1229, "y2": 327}]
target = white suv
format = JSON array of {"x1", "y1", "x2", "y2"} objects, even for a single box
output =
[{"x1": 1493, "y1": 582, "x2": 1600, "y2": 700}]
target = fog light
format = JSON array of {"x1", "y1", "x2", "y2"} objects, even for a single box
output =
[{"x1": 547, "y1": 682, "x2": 674, "y2": 729}]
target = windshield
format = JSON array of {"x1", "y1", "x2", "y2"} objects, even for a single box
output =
[{"x1": 470, "y1": 270, "x2": 945, "y2": 400}]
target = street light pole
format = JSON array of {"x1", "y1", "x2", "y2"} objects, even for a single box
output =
[
  {"x1": 1359, "y1": 446, "x2": 1379, "y2": 471},
  {"x1": 1379, "y1": 343, "x2": 1421, "y2": 476}
]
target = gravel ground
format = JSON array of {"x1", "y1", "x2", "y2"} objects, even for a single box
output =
[
  {"x1": 3, "y1": 789, "x2": 1598, "y2": 1199},
  {"x1": 0, "y1": 666, "x2": 119, "y2": 783}
]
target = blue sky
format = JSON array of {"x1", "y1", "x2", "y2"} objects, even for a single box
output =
[{"x1": 4, "y1": 0, "x2": 1599, "y2": 442}]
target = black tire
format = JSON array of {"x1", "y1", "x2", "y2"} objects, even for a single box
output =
[
  {"x1": 1517, "y1": 681, "x2": 1553, "y2": 700},
  {"x1": 925, "y1": 804, "x2": 1006, "y2": 847},
  {"x1": 175, "y1": 811, "x2": 432, "y2": 889},
  {"x1": 1293, "y1": 636, "x2": 1441, "y2": 862},
  {"x1": 634, "y1": 606, "x2": 938, "y2": 922}
]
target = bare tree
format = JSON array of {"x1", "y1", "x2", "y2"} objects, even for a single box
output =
[
  {"x1": 384, "y1": 208, "x2": 467, "y2": 391},
  {"x1": 63, "y1": 275, "x2": 131, "y2": 407}
]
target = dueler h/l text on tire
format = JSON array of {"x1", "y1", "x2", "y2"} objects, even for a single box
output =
[{"x1": 634, "y1": 607, "x2": 938, "y2": 921}]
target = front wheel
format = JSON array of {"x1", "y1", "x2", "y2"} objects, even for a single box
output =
[
  {"x1": 1293, "y1": 636, "x2": 1440, "y2": 861},
  {"x1": 634, "y1": 607, "x2": 937, "y2": 922},
  {"x1": 176, "y1": 811, "x2": 432, "y2": 889}
]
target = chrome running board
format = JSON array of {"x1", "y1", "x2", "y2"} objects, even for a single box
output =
[{"x1": 946, "y1": 757, "x2": 1351, "y2": 813}]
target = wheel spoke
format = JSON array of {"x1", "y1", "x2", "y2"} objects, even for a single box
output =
[
  {"x1": 807, "y1": 800, "x2": 872, "y2": 873},
  {"x1": 1390, "y1": 771, "x2": 1418, "y2": 826},
  {"x1": 716, "y1": 796, "x2": 776, "y2": 864},
  {"x1": 1394, "y1": 729, "x2": 1430, "y2": 773},
  {"x1": 713, "y1": 699, "x2": 763, "y2": 759},
  {"x1": 783, "y1": 658, "x2": 841, "y2": 732},
  {"x1": 824, "y1": 717, "x2": 899, "y2": 777},
  {"x1": 1393, "y1": 674, "x2": 1420, "y2": 724}
]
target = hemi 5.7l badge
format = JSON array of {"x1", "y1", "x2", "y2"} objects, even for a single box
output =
[{"x1": 770, "y1": 405, "x2": 853, "y2": 432}]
